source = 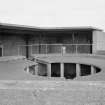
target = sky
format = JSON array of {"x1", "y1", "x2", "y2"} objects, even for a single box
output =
[{"x1": 0, "y1": 0, "x2": 105, "y2": 31}]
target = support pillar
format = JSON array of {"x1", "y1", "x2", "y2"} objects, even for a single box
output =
[
  {"x1": 26, "y1": 66, "x2": 29, "y2": 73},
  {"x1": 76, "y1": 63, "x2": 80, "y2": 77},
  {"x1": 91, "y1": 65, "x2": 95, "y2": 75},
  {"x1": 35, "y1": 64, "x2": 38, "y2": 76},
  {"x1": 60, "y1": 63, "x2": 64, "y2": 78},
  {"x1": 47, "y1": 63, "x2": 51, "y2": 77}
]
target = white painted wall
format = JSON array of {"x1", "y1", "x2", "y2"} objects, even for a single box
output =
[{"x1": 93, "y1": 30, "x2": 105, "y2": 53}]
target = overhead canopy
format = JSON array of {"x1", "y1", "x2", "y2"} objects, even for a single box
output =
[{"x1": 0, "y1": 23, "x2": 102, "y2": 33}]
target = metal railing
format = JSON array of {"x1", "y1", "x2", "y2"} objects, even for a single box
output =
[{"x1": 18, "y1": 44, "x2": 93, "y2": 56}]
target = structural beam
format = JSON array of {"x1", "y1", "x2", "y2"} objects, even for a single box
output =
[{"x1": 76, "y1": 63, "x2": 81, "y2": 77}]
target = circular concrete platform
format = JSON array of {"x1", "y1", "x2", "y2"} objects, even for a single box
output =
[
  {"x1": 0, "y1": 54, "x2": 105, "y2": 81},
  {"x1": 33, "y1": 54, "x2": 105, "y2": 81}
]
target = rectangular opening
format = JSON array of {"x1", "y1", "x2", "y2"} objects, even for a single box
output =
[
  {"x1": 38, "y1": 63, "x2": 47, "y2": 76},
  {"x1": 51, "y1": 63, "x2": 60, "y2": 77},
  {"x1": 80, "y1": 64, "x2": 91, "y2": 76},
  {"x1": 64, "y1": 63, "x2": 76, "y2": 79}
]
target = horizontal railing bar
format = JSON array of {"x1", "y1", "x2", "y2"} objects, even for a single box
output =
[
  {"x1": 31, "y1": 44, "x2": 93, "y2": 45},
  {"x1": 18, "y1": 43, "x2": 100, "y2": 56},
  {"x1": 18, "y1": 43, "x2": 93, "y2": 46}
]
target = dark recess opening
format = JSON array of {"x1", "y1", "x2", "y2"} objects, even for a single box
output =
[
  {"x1": 80, "y1": 64, "x2": 91, "y2": 76},
  {"x1": 90, "y1": 45, "x2": 92, "y2": 54},
  {"x1": 95, "y1": 67, "x2": 101, "y2": 73},
  {"x1": 51, "y1": 63, "x2": 60, "y2": 77},
  {"x1": 64, "y1": 63, "x2": 76, "y2": 79}
]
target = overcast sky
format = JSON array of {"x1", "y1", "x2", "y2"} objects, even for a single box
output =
[{"x1": 0, "y1": 0, "x2": 105, "y2": 31}]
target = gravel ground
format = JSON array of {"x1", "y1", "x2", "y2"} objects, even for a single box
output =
[{"x1": 0, "y1": 81, "x2": 105, "y2": 105}]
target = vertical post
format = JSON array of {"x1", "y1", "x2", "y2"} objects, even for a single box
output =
[
  {"x1": 72, "y1": 32, "x2": 74, "y2": 43},
  {"x1": 76, "y1": 63, "x2": 80, "y2": 77},
  {"x1": 90, "y1": 44, "x2": 92, "y2": 54},
  {"x1": 30, "y1": 45, "x2": 32, "y2": 56},
  {"x1": 26, "y1": 65, "x2": 29, "y2": 73},
  {"x1": 46, "y1": 44, "x2": 47, "y2": 55},
  {"x1": 62, "y1": 46, "x2": 66, "y2": 55},
  {"x1": 60, "y1": 63, "x2": 64, "y2": 78},
  {"x1": 61, "y1": 44, "x2": 62, "y2": 56},
  {"x1": 2, "y1": 45, "x2": 3, "y2": 56},
  {"x1": 26, "y1": 44, "x2": 29, "y2": 58},
  {"x1": 76, "y1": 44, "x2": 77, "y2": 54},
  {"x1": 91, "y1": 65, "x2": 95, "y2": 75},
  {"x1": 47, "y1": 63, "x2": 51, "y2": 77},
  {"x1": 39, "y1": 34, "x2": 42, "y2": 54},
  {"x1": 18, "y1": 45, "x2": 20, "y2": 56},
  {"x1": 24, "y1": 35, "x2": 29, "y2": 58}
]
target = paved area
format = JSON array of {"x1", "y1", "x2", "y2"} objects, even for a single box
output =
[
  {"x1": 0, "y1": 55, "x2": 105, "y2": 105},
  {"x1": 0, "y1": 59, "x2": 36, "y2": 80}
]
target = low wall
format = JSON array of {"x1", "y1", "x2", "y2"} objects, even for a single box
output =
[{"x1": 0, "y1": 56, "x2": 26, "y2": 62}]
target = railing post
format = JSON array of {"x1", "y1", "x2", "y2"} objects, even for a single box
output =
[
  {"x1": 61, "y1": 44, "x2": 62, "y2": 56},
  {"x1": 76, "y1": 44, "x2": 77, "y2": 54},
  {"x1": 30, "y1": 45, "x2": 32, "y2": 56},
  {"x1": 2, "y1": 45, "x2": 3, "y2": 56},
  {"x1": 62, "y1": 44, "x2": 66, "y2": 56},
  {"x1": 18, "y1": 45, "x2": 20, "y2": 56},
  {"x1": 46, "y1": 44, "x2": 47, "y2": 55}
]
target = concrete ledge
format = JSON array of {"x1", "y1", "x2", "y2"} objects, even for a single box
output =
[
  {"x1": 32, "y1": 54, "x2": 105, "y2": 59},
  {"x1": 0, "y1": 80, "x2": 104, "y2": 89},
  {"x1": 0, "y1": 56, "x2": 26, "y2": 62}
]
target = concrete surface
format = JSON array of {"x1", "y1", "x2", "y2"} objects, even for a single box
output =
[
  {"x1": 0, "y1": 81, "x2": 105, "y2": 105},
  {"x1": 0, "y1": 55, "x2": 105, "y2": 104}
]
